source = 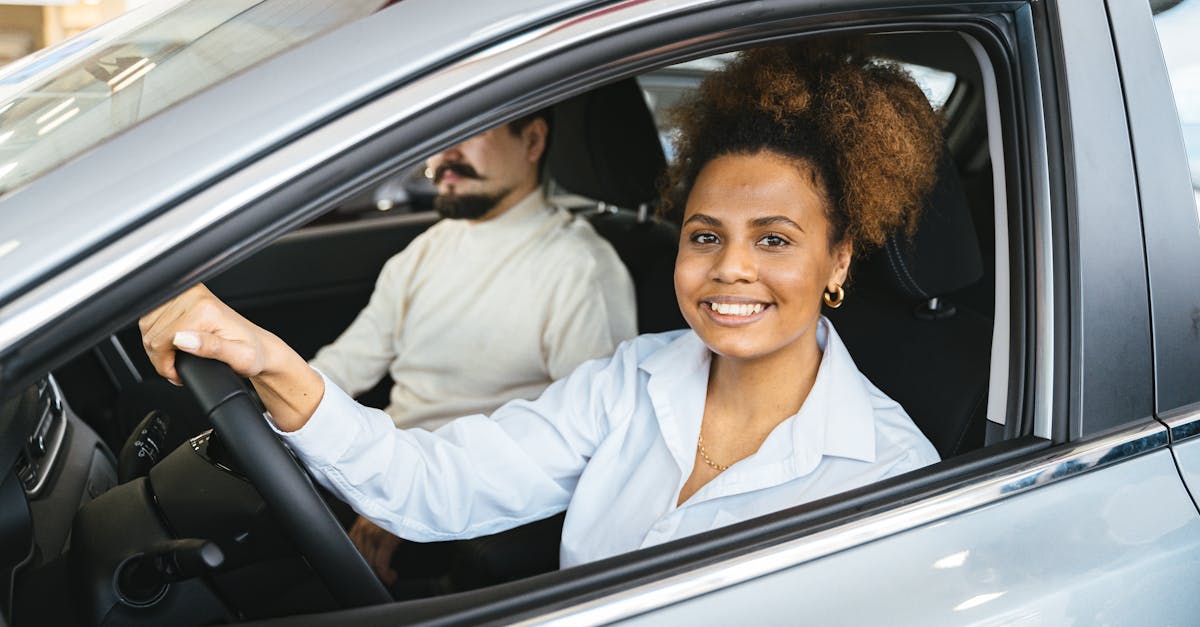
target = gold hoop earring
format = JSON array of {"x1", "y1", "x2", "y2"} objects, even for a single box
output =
[{"x1": 823, "y1": 284, "x2": 845, "y2": 309}]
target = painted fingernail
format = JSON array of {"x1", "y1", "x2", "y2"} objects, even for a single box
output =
[{"x1": 173, "y1": 331, "x2": 201, "y2": 350}]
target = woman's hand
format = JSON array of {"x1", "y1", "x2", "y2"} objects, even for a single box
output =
[
  {"x1": 139, "y1": 284, "x2": 324, "y2": 431},
  {"x1": 348, "y1": 516, "x2": 402, "y2": 586}
]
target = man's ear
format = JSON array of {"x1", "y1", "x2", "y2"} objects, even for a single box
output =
[{"x1": 524, "y1": 117, "x2": 549, "y2": 165}]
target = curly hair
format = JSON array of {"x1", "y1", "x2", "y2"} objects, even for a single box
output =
[{"x1": 663, "y1": 40, "x2": 943, "y2": 251}]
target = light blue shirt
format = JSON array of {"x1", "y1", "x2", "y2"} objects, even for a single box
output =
[{"x1": 278, "y1": 316, "x2": 939, "y2": 568}]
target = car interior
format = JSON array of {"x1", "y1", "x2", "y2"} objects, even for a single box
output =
[{"x1": 3, "y1": 29, "x2": 1011, "y2": 625}]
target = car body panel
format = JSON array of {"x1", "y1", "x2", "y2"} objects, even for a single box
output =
[
  {"x1": 1105, "y1": 0, "x2": 1200, "y2": 416},
  {"x1": 1174, "y1": 436, "x2": 1200, "y2": 510},
  {"x1": 1164, "y1": 408, "x2": 1200, "y2": 506},
  {"x1": 1045, "y1": 0, "x2": 1155, "y2": 438},
  {"x1": 617, "y1": 449, "x2": 1200, "y2": 625}
]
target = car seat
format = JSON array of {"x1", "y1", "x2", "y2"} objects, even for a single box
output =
[
  {"x1": 548, "y1": 77, "x2": 685, "y2": 333},
  {"x1": 824, "y1": 149, "x2": 992, "y2": 458}
]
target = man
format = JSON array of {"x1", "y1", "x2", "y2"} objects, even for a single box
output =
[{"x1": 308, "y1": 110, "x2": 637, "y2": 585}]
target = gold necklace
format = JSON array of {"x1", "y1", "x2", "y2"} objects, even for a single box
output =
[{"x1": 697, "y1": 433, "x2": 730, "y2": 472}]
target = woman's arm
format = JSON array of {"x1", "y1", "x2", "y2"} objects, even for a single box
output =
[
  {"x1": 140, "y1": 284, "x2": 628, "y2": 540},
  {"x1": 139, "y1": 284, "x2": 323, "y2": 431}
]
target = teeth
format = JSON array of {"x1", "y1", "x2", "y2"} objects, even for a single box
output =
[{"x1": 709, "y1": 302, "x2": 765, "y2": 316}]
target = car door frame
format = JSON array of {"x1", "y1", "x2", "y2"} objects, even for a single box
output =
[
  {"x1": 1103, "y1": 0, "x2": 1200, "y2": 505},
  {"x1": 2, "y1": 0, "x2": 1193, "y2": 624}
]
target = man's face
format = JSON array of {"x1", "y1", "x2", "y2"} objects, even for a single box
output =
[{"x1": 425, "y1": 121, "x2": 543, "y2": 220}]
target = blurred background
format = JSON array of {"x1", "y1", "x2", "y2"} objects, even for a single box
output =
[{"x1": 0, "y1": 1, "x2": 148, "y2": 66}]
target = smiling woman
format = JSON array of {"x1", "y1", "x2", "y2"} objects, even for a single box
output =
[
  {"x1": 667, "y1": 40, "x2": 943, "y2": 505},
  {"x1": 136, "y1": 39, "x2": 943, "y2": 573}
]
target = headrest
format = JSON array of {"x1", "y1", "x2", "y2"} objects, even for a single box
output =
[
  {"x1": 549, "y1": 78, "x2": 667, "y2": 209},
  {"x1": 863, "y1": 149, "x2": 984, "y2": 304}
]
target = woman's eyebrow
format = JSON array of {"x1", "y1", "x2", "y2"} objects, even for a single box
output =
[
  {"x1": 750, "y1": 215, "x2": 805, "y2": 232},
  {"x1": 683, "y1": 214, "x2": 721, "y2": 227}
]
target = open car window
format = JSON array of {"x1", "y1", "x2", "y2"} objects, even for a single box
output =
[
  {"x1": 323, "y1": 57, "x2": 961, "y2": 224},
  {"x1": 34, "y1": 24, "x2": 1018, "y2": 616}
]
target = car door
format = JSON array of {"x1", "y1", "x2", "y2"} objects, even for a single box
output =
[
  {"x1": 3, "y1": 0, "x2": 1199, "y2": 625},
  {"x1": 593, "y1": 2, "x2": 1200, "y2": 623},
  {"x1": 1117, "y1": 0, "x2": 1200, "y2": 508},
  {"x1": 222, "y1": 0, "x2": 1199, "y2": 623}
]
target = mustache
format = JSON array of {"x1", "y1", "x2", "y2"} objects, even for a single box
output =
[{"x1": 433, "y1": 162, "x2": 482, "y2": 183}]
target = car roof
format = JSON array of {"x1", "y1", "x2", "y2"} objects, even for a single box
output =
[{"x1": 0, "y1": 0, "x2": 602, "y2": 308}]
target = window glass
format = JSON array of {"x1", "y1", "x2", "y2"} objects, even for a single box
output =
[
  {"x1": 1152, "y1": 0, "x2": 1200, "y2": 214},
  {"x1": 326, "y1": 52, "x2": 961, "y2": 225},
  {"x1": 638, "y1": 58, "x2": 957, "y2": 163},
  {"x1": 0, "y1": 0, "x2": 392, "y2": 197}
]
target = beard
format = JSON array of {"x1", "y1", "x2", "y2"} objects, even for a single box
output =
[{"x1": 434, "y1": 190, "x2": 509, "y2": 220}]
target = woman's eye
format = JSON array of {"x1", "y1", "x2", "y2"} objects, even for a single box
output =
[
  {"x1": 758, "y1": 234, "x2": 789, "y2": 247},
  {"x1": 691, "y1": 232, "x2": 719, "y2": 245}
]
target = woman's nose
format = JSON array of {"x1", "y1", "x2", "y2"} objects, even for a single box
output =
[{"x1": 710, "y1": 244, "x2": 757, "y2": 283}]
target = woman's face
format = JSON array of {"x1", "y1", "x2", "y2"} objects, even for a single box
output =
[{"x1": 675, "y1": 151, "x2": 851, "y2": 362}]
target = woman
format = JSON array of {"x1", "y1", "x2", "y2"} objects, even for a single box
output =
[{"x1": 140, "y1": 42, "x2": 942, "y2": 570}]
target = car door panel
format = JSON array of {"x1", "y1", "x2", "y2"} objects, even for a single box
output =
[
  {"x1": 623, "y1": 448, "x2": 1200, "y2": 625},
  {"x1": 1173, "y1": 436, "x2": 1200, "y2": 511},
  {"x1": 1165, "y1": 409, "x2": 1200, "y2": 507},
  {"x1": 1105, "y1": 0, "x2": 1200, "y2": 416}
]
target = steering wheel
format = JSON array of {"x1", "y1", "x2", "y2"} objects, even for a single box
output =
[{"x1": 174, "y1": 352, "x2": 391, "y2": 607}]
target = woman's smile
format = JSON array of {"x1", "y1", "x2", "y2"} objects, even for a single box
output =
[{"x1": 701, "y1": 298, "x2": 773, "y2": 326}]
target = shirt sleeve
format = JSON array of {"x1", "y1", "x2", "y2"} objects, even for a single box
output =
[
  {"x1": 542, "y1": 242, "x2": 638, "y2": 381},
  {"x1": 307, "y1": 249, "x2": 415, "y2": 397},
  {"x1": 275, "y1": 348, "x2": 630, "y2": 541}
]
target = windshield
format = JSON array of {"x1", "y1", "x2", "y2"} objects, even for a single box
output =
[{"x1": 0, "y1": 0, "x2": 391, "y2": 197}]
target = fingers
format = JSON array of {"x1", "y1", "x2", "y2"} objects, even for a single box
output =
[
  {"x1": 138, "y1": 284, "x2": 266, "y2": 383},
  {"x1": 139, "y1": 285, "x2": 210, "y2": 384},
  {"x1": 376, "y1": 531, "x2": 400, "y2": 586},
  {"x1": 349, "y1": 517, "x2": 369, "y2": 553},
  {"x1": 349, "y1": 516, "x2": 371, "y2": 551},
  {"x1": 349, "y1": 516, "x2": 400, "y2": 586},
  {"x1": 365, "y1": 521, "x2": 394, "y2": 584},
  {"x1": 171, "y1": 330, "x2": 265, "y2": 378}
]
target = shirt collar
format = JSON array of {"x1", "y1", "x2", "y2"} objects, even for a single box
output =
[
  {"x1": 641, "y1": 317, "x2": 877, "y2": 500},
  {"x1": 640, "y1": 331, "x2": 711, "y2": 475},
  {"x1": 805, "y1": 318, "x2": 877, "y2": 464}
]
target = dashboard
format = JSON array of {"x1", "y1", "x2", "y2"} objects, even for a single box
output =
[{"x1": 3, "y1": 375, "x2": 117, "y2": 624}]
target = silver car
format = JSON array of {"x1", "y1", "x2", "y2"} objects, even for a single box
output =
[{"x1": 1, "y1": 0, "x2": 1199, "y2": 625}]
